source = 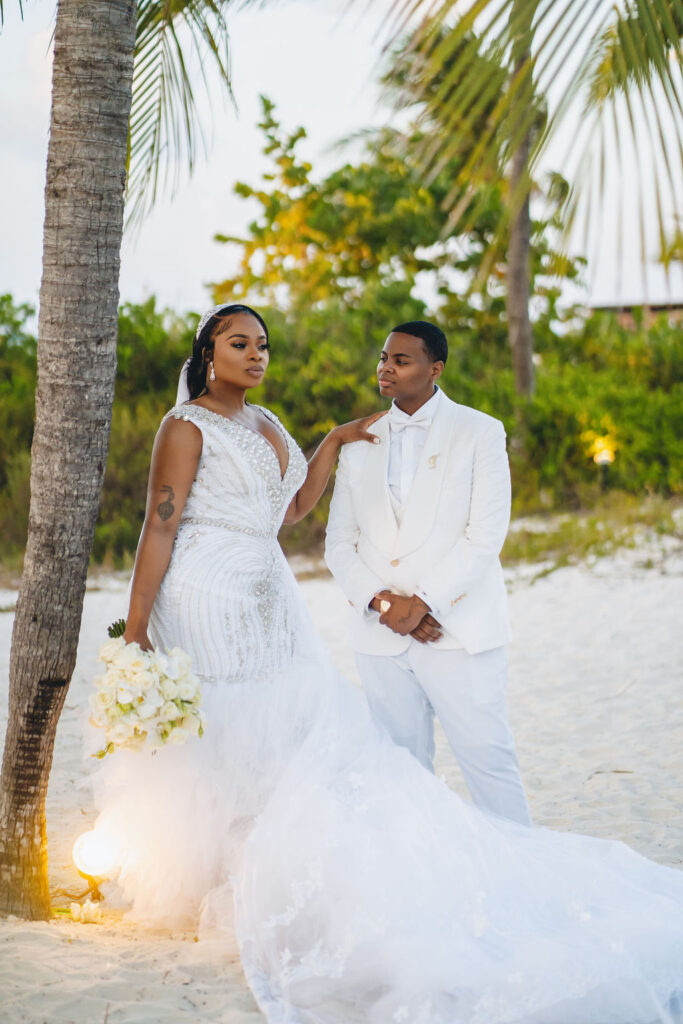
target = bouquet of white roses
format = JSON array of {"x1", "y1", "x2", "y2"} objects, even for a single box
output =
[{"x1": 89, "y1": 625, "x2": 205, "y2": 758}]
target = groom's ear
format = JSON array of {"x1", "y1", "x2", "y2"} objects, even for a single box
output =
[{"x1": 431, "y1": 360, "x2": 445, "y2": 381}]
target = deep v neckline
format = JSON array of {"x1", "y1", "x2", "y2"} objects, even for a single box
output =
[{"x1": 187, "y1": 403, "x2": 290, "y2": 481}]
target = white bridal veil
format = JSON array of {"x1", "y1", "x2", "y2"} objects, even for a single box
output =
[{"x1": 176, "y1": 358, "x2": 191, "y2": 404}]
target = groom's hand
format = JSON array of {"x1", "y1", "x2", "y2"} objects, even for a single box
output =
[
  {"x1": 410, "y1": 613, "x2": 443, "y2": 645},
  {"x1": 369, "y1": 592, "x2": 442, "y2": 642},
  {"x1": 376, "y1": 593, "x2": 432, "y2": 636}
]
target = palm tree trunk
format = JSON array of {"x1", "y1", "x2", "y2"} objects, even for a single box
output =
[
  {"x1": 0, "y1": 0, "x2": 137, "y2": 919},
  {"x1": 507, "y1": 128, "x2": 535, "y2": 396},
  {"x1": 506, "y1": 0, "x2": 537, "y2": 398}
]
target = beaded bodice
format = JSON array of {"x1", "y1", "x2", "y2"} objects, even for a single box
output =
[
  {"x1": 149, "y1": 403, "x2": 308, "y2": 685},
  {"x1": 168, "y1": 403, "x2": 307, "y2": 536}
]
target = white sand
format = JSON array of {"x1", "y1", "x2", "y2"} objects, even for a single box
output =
[{"x1": 1, "y1": 539, "x2": 682, "y2": 1022}]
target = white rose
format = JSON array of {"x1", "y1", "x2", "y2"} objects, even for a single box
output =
[
  {"x1": 158, "y1": 700, "x2": 180, "y2": 723},
  {"x1": 163, "y1": 657, "x2": 180, "y2": 681},
  {"x1": 107, "y1": 718, "x2": 136, "y2": 745},
  {"x1": 124, "y1": 666, "x2": 146, "y2": 691},
  {"x1": 98, "y1": 669, "x2": 119, "y2": 694},
  {"x1": 89, "y1": 695, "x2": 112, "y2": 728},
  {"x1": 180, "y1": 714, "x2": 201, "y2": 737},
  {"x1": 136, "y1": 691, "x2": 164, "y2": 721},
  {"x1": 133, "y1": 668, "x2": 156, "y2": 692},
  {"x1": 116, "y1": 685, "x2": 136, "y2": 706},
  {"x1": 98, "y1": 636, "x2": 125, "y2": 663},
  {"x1": 93, "y1": 670, "x2": 115, "y2": 693},
  {"x1": 90, "y1": 689, "x2": 115, "y2": 714},
  {"x1": 161, "y1": 678, "x2": 179, "y2": 700},
  {"x1": 168, "y1": 647, "x2": 192, "y2": 673},
  {"x1": 177, "y1": 678, "x2": 199, "y2": 701},
  {"x1": 89, "y1": 709, "x2": 109, "y2": 729},
  {"x1": 166, "y1": 725, "x2": 190, "y2": 745},
  {"x1": 150, "y1": 651, "x2": 168, "y2": 675},
  {"x1": 111, "y1": 643, "x2": 147, "y2": 674}
]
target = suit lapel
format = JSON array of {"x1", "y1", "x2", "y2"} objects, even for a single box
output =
[
  {"x1": 394, "y1": 396, "x2": 459, "y2": 557},
  {"x1": 361, "y1": 414, "x2": 398, "y2": 548}
]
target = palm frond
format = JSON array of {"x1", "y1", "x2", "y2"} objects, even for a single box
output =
[
  {"x1": 381, "y1": 0, "x2": 683, "y2": 278},
  {"x1": 0, "y1": 1, "x2": 25, "y2": 26},
  {"x1": 127, "y1": 0, "x2": 237, "y2": 227},
  {"x1": 568, "y1": 0, "x2": 682, "y2": 275}
]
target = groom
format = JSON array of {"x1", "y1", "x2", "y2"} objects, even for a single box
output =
[{"x1": 325, "y1": 321, "x2": 532, "y2": 826}]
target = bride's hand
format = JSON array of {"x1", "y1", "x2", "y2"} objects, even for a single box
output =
[
  {"x1": 123, "y1": 626, "x2": 153, "y2": 652},
  {"x1": 332, "y1": 411, "x2": 387, "y2": 447},
  {"x1": 285, "y1": 411, "x2": 387, "y2": 525}
]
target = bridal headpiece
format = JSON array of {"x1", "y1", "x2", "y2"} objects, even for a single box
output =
[
  {"x1": 194, "y1": 303, "x2": 232, "y2": 340},
  {"x1": 177, "y1": 305, "x2": 233, "y2": 403}
]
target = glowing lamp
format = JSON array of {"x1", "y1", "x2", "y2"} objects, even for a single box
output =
[
  {"x1": 72, "y1": 829, "x2": 117, "y2": 899},
  {"x1": 592, "y1": 444, "x2": 615, "y2": 466}
]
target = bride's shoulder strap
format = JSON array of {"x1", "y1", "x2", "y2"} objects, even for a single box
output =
[
  {"x1": 162, "y1": 404, "x2": 207, "y2": 430},
  {"x1": 164, "y1": 403, "x2": 189, "y2": 421}
]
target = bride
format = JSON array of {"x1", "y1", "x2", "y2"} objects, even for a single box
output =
[{"x1": 93, "y1": 302, "x2": 683, "y2": 1024}]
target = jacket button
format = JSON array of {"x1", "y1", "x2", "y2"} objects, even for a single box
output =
[{"x1": 390, "y1": 558, "x2": 400, "y2": 566}]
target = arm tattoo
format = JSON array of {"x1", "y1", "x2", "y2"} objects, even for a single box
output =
[{"x1": 157, "y1": 485, "x2": 175, "y2": 521}]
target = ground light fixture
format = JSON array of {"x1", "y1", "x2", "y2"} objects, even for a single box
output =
[{"x1": 71, "y1": 828, "x2": 117, "y2": 901}]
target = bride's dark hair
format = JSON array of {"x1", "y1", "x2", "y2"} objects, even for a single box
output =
[{"x1": 186, "y1": 303, "x2": 270, "y2": 399}]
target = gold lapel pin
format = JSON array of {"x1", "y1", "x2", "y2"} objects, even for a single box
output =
[{"x1": 428, "y1": 454, "x2": 440, "y2": 469}]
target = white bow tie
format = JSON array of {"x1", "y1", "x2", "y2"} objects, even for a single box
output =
[{"x1": 388, "y1": 404, "x2": 433, "y2": 433}]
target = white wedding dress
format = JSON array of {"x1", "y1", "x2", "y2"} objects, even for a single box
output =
[{"x1": 93, "y1": 403, "x2": 683, "y2": 1024}]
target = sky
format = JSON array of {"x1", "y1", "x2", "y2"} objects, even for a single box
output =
[{"x1": 1, "y1": 0, "x2": 681, "y2": 321}]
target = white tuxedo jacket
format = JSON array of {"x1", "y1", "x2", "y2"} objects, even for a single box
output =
[{"x1": 324, "y1": 393, "x2": 512, "y2": 656}]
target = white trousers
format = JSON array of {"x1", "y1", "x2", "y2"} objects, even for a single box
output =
[{"x1": 355, "y1": 643, "x2": 532, "y2": 826}]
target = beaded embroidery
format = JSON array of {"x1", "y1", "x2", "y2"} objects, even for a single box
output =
[
  {"x1": 179, "y1": 516, "x2": 274, "y2": 538},
  {"x1": 153, "y1": 402, "x2": 306, "y2": 684},
  {"x1": 171, "y1": 404, "x2": 303, "y2": 527}
]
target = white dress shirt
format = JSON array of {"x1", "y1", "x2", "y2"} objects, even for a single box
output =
[
  {"x1": 387, "y1": 387, "x2": 441, "y2": 516},
  {"x1": 387, "y1": 387, "x2": 456, "y2": 628}
]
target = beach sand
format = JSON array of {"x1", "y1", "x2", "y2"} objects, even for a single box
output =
[{"x1": 1, "y1": 538, "x2": 681, "y2": 1022}]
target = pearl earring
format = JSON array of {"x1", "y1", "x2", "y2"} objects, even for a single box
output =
[{"x1": 209, "y1": 362, "x2": 216, "y2": 382}]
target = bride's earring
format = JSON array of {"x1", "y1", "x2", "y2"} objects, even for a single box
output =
[{"x1": 209, "y1": 361, "x2": 216, "y2": 382}]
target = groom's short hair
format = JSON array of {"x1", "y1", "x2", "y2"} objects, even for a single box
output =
[{"x1": 391, "y1": 321, "x2": 448, "y2": 364}]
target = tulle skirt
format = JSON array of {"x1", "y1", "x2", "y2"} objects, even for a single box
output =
[{"x1": 91, "y1": 570, "x2": 683, "y2": 1024}]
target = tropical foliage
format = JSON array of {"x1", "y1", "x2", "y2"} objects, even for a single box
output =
[
  {"x1": 1, "y1": 278, "x2": 680, "y2": 568},
  {"x1": 213, "y1": 96, "x2": 580, "y2": 406}
]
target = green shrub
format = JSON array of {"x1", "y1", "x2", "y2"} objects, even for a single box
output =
[{"x1": 0, "y1": 296, "x2": 680, "y2": 567}]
